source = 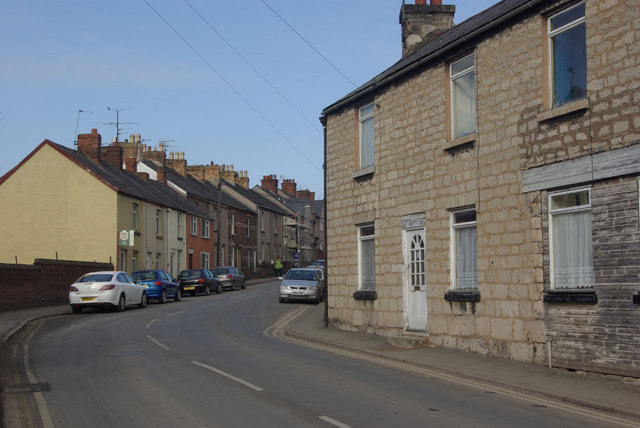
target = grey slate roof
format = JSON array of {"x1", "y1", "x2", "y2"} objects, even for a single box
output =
[
  {"x1": 322, "y1": 0, "x2": 538, "y2": 115},
  {"x1": 221, "y1": 179, "x2": 290, "y2": 216}
]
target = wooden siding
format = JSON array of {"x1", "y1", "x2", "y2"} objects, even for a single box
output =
[{"x1": 543, "y1": 176, "x2": 640, "y2": 377}]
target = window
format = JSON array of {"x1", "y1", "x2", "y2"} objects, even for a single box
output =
[
  {"x1": 213, "y1": 208, "x2": 217, "y2": 231},
  {"x1": 201, "y1": 218, "x2": 210, "y2": 239},
  {"x1": 247, "y1": 216, "x2": 251, "y2": 238},
  {"x1": 156, "y1": 209, "x2": 162, "y2": 235},
  {"x1": 132, "y1": 251, "x2": 138, "y2": 272},
  {"x1": 145, "y1": 252, "x2": 151, "y2": 269},
  {"x1": 177, "y1": 212, "x2": 183, "y2": 238},
  {"x1": 359, "y1": 103, "x2": 375, "y2": 169},
  {"x1": 231, "y1": 213, "x2": 236, "y2": 235},
  {"x1": 273, "y1": 215, "x2": 278, "y2": 234},
  {"x1": 549, "y1": 2, "x2": 586, "y2": 107},
  {"x1": 120, "y1": 249, "x2": 127, "y2": 272},
  {"x1": 358, "y1": 224, "x2": 376, "y2": 291},
  {"x1": 132, "y1": 203, "x2": 138, "y2": 231},
  {"x1": 201, "y1": 252, "x2": 210, "y2": 269},
  {"x1": 549, "y1": 188, "x2": 593, "y2": 289},
  {"x1": 191, "y1": 216, "x2": 197, "y2": 236},
  {"x1": 155, "y1": 253, "x2": 161, "y2": 269},
  {"x1": 450, "y1": 53, "x2": 476, "y2": 139},
  {"x1": 450, "y1": 209, "x2": 478, "y2": 290}
]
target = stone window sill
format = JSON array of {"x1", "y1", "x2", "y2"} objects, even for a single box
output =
[
  {"x1": 352, "y1": 166, "x2": 375, "y2": 181},
  {"x1": 537, "y1": 98, "x2": 589, "y2": 123},
  {"x1": 444, "y1": 133, "x2": 476, "y2": 153},
  {"x1": 444, "y1": 290, "x2": 480, "y2": 302},
  {"x1": 543, "y1": 289, "x2": 598, "y2": 304},
  {"x1": 353, "y1": 290, "x2": 377, "y2": 300}
]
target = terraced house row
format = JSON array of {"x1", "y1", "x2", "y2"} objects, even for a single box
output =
[
  {"x1": 0, "y1": 129, "x2": 324, "y2": 279},
  {"x1": 321, "y1": 0, "x2": 639, "y2": 377}
]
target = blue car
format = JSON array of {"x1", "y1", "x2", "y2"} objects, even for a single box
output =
[{"x1": 132, "y1": 270, "x2": 181, "y2": 303}]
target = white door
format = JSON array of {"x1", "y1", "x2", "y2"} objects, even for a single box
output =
[{"x1": 403, "y1": 228, "x2": 427, "y2": 332}]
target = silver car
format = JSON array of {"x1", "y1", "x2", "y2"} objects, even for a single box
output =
[
  {"x1": 279, "y1": 268, "x2": 324, "y2": 303},
  {"x1": 211, "y1": 266, "x2": 246, "y2": 291}
]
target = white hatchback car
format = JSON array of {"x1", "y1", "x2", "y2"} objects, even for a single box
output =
[{"x1": 69, "y1": 271, "x2": 147, "y2": 313}]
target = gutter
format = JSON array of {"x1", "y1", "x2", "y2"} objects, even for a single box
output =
[{"x1": 322, "y1": 0, "x2": 544, "y2": 116}]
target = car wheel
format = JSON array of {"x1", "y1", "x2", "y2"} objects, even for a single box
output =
[
  {"x1": 191, "y1": 291, "x2": 196, "y2": 297},
  {"x1": 203, "y1": 284, "x2": 210, "y2": 296},
  {"x1": 71, "y1": 305, "x2": 82, "y2": 314},
  {"x1": 160, "y1": 290, "x2": 167, "y2": 304},
  {"x1": 116, "y1": 294, "x2": 126, "y2": 312},
  {"x1": 216, "y1": 283, "x2": 222, "y2": 294},
  {"x1": 138, "y1": 292, "x2": 147, "y2": 308},
  {"x1": 241, "y1": 280, "x2": 246, "y2": 290},
  {"x1": 279, "y1": 298, "x2": 285, "y2": 303},
  {"x1": 174, "y1": 289, "x2": 182, "y2": 302}
]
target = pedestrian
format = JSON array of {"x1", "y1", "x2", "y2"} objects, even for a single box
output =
[{"x1": 274, "y1": 256, "x2": 283, "y2": 277}]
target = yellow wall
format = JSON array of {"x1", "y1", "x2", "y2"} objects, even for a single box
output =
[{"x1": 0, "y1": 144, "x2": 118, "y2": 264}]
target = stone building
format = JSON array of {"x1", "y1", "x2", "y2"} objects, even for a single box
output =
[{"x1": 321, "y1": 0, "x2": 639, "y2": 376}]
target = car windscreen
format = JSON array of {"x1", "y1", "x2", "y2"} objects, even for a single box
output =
[
  {"x1": 212, "y1": 268, "x2": 228, "y2": 275},
  {"x1": 77, "y1": 274, "x2": 113, "y2": 283},
  {"x1": 285, "y1": 270, "x2": 317, "y2": 281},
  {"x1": 132, "y1": 272, "x2": 155, "y2": 281},
  {"x1": 178, "y1": 270, "x2": 201, "y2": 279}
]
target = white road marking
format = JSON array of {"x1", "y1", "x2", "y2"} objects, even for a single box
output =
[
  {"x1": 191, "y1": 360, "x2": 264, "y2": 392},
  {"x1": 145, "y1": 319, "x2": 157, "y2": 329},
  {"x1": 165, "y1": 309, "x2": 189, "y2": 317},
  {"x1": 319, "y1": 415, "x2": 351, "y2": 427},
  {"x1": 23, "y1": 339, "x2": 55, "y2": 428},
  {"x1": 146, "y1": 335, "x2": 171, "y2": 351}
]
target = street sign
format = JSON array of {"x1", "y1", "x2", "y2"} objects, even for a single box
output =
[{"x1": 294, "y1": 252, "x2": 299, "y2": 261}]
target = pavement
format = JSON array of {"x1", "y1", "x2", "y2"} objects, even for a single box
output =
[{"x1": 2, "y1": 278, "x2": 640, "y2": 423}]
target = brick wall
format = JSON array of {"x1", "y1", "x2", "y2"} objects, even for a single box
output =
[{"x1": 0, "y1": 259, "x2": 113, "y2": 310}]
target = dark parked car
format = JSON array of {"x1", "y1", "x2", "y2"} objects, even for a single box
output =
[
  {"x1": 177, "y1": 269, "x2": 221, "y2": 296},
  {"x1": 132, "y1": 269, "x2": 181, "y2": 303},
  {"x1": 211, "y1": 266, "x2": 246, "y2": 291}
]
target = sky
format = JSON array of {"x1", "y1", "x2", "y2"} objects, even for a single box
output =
[{"x1": 0, "y1": 0, "x2": 499, "y2": 198}]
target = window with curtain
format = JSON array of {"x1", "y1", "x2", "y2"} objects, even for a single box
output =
[
  {"x1": 359, "y1": 103, "x2": 375, "y2": 169},
  {"x1": 450, "y1": 53, "x2": 476, "y2": 139},
  {"x1": 550, "y1": 188, "x2": 593, "y2": 289},
  {"x1": 201, "y1": 218, "x2": 209, "y2": 238},
  {"x1": 191, "y1": 216, "x2": 197, "y2": 236},
  {"x1": 358, "y1": 224, "x2": 376, "y2": 291},
  {"x1": 549, "y1": 2, "x2": 586, "y2": 107},
  {"x1": 451, "y1": 209, "x2": 478, "y2": 289}
]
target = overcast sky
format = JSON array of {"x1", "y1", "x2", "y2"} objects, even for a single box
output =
[{"x1": 1, "y1": 0, "x2": 499, "y2": 197}]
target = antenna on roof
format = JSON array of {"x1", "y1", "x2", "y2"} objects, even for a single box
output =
[
  {"x1": 105, "y1": 107, "x2": 137, "y2": 143},
  {"x1": 159, "y1": 139, "x2": 177, "y2": 151},
  {"x1": 73, "y1": 109, "x2": 94, "y2": 146}
]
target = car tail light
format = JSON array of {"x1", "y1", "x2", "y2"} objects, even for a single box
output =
[
  {"x1": 154, "y1": 281, "x2": 162, "y2": 286},
  {"x1": 226, "y1": 274, "x2": 232, "y2": 278},
  {"x1": 198, "y1": 278, "x2": 205, "y2": 283},
  {"x1": 100, "y1": 284, "x2": 116, "y2": 290},
  {"x1": 70, "y1": 286, "x2": 79, "y2": 292}
]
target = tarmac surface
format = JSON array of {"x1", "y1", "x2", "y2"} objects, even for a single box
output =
[{"x1": 2, "y1": 277, "x2": 640, "y2": 423}]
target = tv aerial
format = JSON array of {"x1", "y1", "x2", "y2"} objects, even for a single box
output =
[
  {"x1": 73, "y1": 109, "x2": 94, "y2": 146},
  {"x1": 105, "y1": 107, "x2": 137, "y2": 142}
]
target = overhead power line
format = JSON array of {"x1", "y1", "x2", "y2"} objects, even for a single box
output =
[
  {"x1": 182, "y1": 0, "x2": 322, "y2": 134},
  {"x1": 141, "y1": 0, "x2": 321, "y2": 173},
  {"x1": 258, "y1": 0, "x2": 357, "y2": 88}
]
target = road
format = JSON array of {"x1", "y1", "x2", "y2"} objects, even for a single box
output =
[{"x1": 1, "y1": 280, "x2": 629, "y2": 427}]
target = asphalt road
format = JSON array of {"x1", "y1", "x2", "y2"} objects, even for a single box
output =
[{"x1": 2, "y1": 281, "x2": 620, "y2": 427}]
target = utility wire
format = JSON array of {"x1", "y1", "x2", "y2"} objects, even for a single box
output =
[
  {"x1": 142, "y1": 0, "x2": 322, "y2": 173},
  {"x1": 182, "y1": 0, "x2": 322, "y2": 135},
  {"x1": 258, "y1": 0, "x2": 357, "y2": 88}
]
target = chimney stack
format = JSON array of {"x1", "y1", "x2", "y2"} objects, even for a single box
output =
[
  {"x1": 125, "y1": 157, "x2": 137, "y2": 173},
  {"x1": 157, "y1": 166, "x2": 167, "y2": 183},
  {"x1": 281, "y1": 178, "x2": 297, "y2": 196},
  {"x1": 261, "y1": 174, "x2": 278, "y2": 193},
  {"x1": 77, "y1": 129, "x2": 102, "y2": 163},
  {"x1": 400, "y1": 0, "x2": 455, "y2": 58},
  {"x1": 236, "y1": 171, "x2": 250, "y2": 189}
]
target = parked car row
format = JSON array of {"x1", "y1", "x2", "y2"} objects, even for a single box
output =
[{"x1": 69, "y1": 266, "x2": 246, "y2": 313}]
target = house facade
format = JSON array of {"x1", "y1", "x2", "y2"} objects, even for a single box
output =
[{"x1": 322, "y1": 0, "x2": 640, "y2": 376}]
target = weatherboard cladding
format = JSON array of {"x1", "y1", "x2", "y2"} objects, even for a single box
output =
[{"x1": 322, "y1": 0, "x2": 536, "y2": 115}]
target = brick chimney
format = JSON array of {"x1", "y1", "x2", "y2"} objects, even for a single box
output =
[
  {"x1": 77, "y1": 129, "x2": 102, "y2": 163},
  {"x1": 167, "y1": 152, "x2": 187, "y2": 176},
  {"x1": 103, "y1": 144, "x2": 123, "y2": 169},
  {"x1": 236, "y1": 171, "x2": 249, "y2": 189},
  {"x1": 220, "y1": 164, "x2": 237, "y2": 184},
  {"x1": 186, "y1": 165, "x2": 205, "y2": 182},
  {"x1": 281, "y1": 178, "x2": 297, "y2": 196},
  {"x1": 204, "y1": 162, "x2": 220, "y2": 182},
  {"x1": 261, "y1": 174, "x2": 278, "y2": 193},
  {"x1": 400, "y1": 0, "x2": 455, "y2": 58},
  {"x1": 125, "y1": 157, "x2": 137, "y2": 173},
  {"x1": 309, "y1": 192, "x2": 315, "y2": 201},
  {"x1": 157, "y1": 166, "x2": 167, "y2": 184},
  {"x1": 296, "y1": 189, "x2": 310, "y2": 200},
  {"x1": 142, "y1": 145, "x2": 167, "y2": 166}
]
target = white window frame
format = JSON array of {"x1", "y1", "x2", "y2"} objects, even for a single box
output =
[
  {"x1": 549, "y1": 187, "x2": 593, "y2": 289},
  {"x1": 359, "y1": 103, "x2": 375, "y2": 169},
  {"x1": 201, "y1": 252, "x2": 210, "y2": 269},
  {"x1": 155, "y1": 209, "x2": 162, "y2": 235},
  {"x1": 191, "y1": 215, "x2": 197, "y2": 236},
  {"x1": 177, "y1": 212, "x2": 183, "y2": 238},
  {"x1": 231, "y1": 212, "x2": 236, "y2": 235},
  {"x1": 132, "y1": 203, "x2": 138, "y2": 231},
  {"x1": 449, "y1": 208, "x2": 478, "y2": 290},
  {"x1": 548, "y1": 1, "x2": 586, "y2": 107},
  {"x1": 450, "y1": 53, "x2": 476, "y2": 139},
  {"x1": 273, "y1": 215, "x2": 278, "y2": 234},
  {"x1": 357, "y1": 223, "x2": 376, "y2": 291},
  {"x1": 201, "y1": 218, "x2": 210, "y2": 239}
]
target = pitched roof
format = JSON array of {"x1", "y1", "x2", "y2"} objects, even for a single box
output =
[
  {"x1": 221, "y1": 179, "x2": 290, "y2": 216},
  {"x1": 322, "y1": 0, "x2": 538, "y2": 115}
]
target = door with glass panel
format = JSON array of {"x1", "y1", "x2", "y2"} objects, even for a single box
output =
[{"x1": 403, "y1": 228, "x2": 427, "y2": 332}]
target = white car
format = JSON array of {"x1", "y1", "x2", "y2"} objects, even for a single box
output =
[{"x1": 69, "y1": 271, "x2": 147, "y2": 313}]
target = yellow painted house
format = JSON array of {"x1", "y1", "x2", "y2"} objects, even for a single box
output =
[{"x1": 0, "y1": 129, "x2": 208, "y2": 273}]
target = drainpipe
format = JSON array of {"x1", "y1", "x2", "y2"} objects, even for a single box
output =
[
  {"x1": 546, "y1": 337, "x2": 553, "y2": 368},
  {"x1": 321, "y1": 115, "x2": 329, "y2": 327}
]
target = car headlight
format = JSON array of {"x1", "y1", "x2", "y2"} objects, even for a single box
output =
[
  {"x1": 280, "y1": 284, "x2": 289, "y2": 290},
  {"x1": 308, "y1": 285, "x2": 317, "y2": 290}
]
